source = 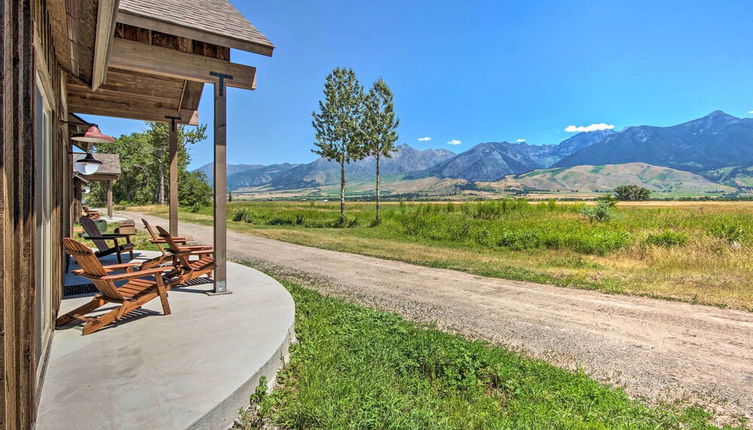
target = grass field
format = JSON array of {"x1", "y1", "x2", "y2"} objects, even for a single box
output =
[
  {"x1": 235, "y1": 277, "x2": 742, "y2": 429},
  {"x1": 133, "y1": 199, "x2": 753, "y2": 311}
]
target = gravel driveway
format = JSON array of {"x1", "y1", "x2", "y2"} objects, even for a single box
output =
[{"x1": 128, "y1": 211, "x2": 753, "y2": 425}]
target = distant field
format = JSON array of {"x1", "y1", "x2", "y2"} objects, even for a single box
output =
[{"x1": 134, "y1": 199, "x2": 753, "y2": 311}]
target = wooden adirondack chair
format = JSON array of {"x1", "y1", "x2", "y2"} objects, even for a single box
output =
[
  {"x1": 82, "y1": 205, "x2": 100, "y2": 220},
  {"x1": 142, "y1": 218, "x2": 212, "y2": 258},
  {"x1": 58, "y1": 238, "x2": 174, "y2": 335},
  {"x1": 156, "y1": 226, "x2": 214, "y2": 286},
  {"x1": 79, "y1": 215, "x2": 135, "y2": 263}
]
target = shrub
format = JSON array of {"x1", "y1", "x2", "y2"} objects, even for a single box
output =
[
  {"x1": 711, "y1": 222, "x2": 746, "y2": 244},
  {"x1": 189, "y1": 203, "x2": 203, "y2": 213},
  {"x1": 580, "y1": 201, "x2": 615, "y2": 223},
  {"x1": 645, "y1": 231, "x2": 688, "y2": 247}
]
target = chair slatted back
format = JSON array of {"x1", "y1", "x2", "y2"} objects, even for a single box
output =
[
  {"x1": 142, "y1": 219, "x2": 166, "y2": 256},
  {"x1": 63, "y1": 238, "x2": 123, "y2": 300},
  {"x1": 156, "y1": 226, "x2": 192, "y2": 267},
  {"x1": 79, "y1": 216, "x2": 109, "y2": 252}
]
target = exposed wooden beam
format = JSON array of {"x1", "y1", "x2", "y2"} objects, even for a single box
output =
[
  {"x1": 212, "y1": 82, "x2": 229, "y2": 294},
  {"x1": 67, "y1": 95, "x2": 198, "y2": 125},
  {"x1": 110, "y1": 38, "x2": 257, "y2": 90},
  {"x1": 168, "y1": 118, "x2": 179, "y2": 235},
  {"x1": 117, "y1": 11, "x2": 274, "y2": 57},
  {"x1": 91, "y1": 0, "x2": 118, "y2": 90}
]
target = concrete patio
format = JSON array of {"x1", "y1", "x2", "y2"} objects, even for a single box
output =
[{"x1": 37, "y1": 251, "x2": 295, "y2": 430}]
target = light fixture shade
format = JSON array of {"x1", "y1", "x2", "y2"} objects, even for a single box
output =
[
  {"x1": 71, "y1": 124, "x2": 115, "y2": 143},
  {"x1": 75, "y1": 153, "x2": 103, "y2": 175}
]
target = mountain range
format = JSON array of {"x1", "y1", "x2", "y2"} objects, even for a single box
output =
[{"x1": 196, "y1": 111, "x2": 753, "y2": 196}]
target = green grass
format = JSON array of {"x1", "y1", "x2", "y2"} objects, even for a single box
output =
[
  {"x1": 134, "y1": 200, "x2": 753, "y2": 310},
  {"x1": 236, "y1": 278, "x2": 741, "y2": 429}
]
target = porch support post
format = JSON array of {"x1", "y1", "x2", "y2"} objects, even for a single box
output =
[
  {"x1": 211, "y1": 73, "x2": 231, "y2": 294},
  {"x1": 106, "y1": 180, "x2": 113, "y2": 218},
  {"x1": 167, "y1": 117, "x2": 179, "y2": 235}
]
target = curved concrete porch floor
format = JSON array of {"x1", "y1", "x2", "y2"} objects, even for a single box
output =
[{"x1": 37, "y1": 252, "x2": 295, "y2": 430}]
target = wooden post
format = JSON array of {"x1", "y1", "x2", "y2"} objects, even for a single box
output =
[
  {"x1": 168, "y1": 117, "x2": 179, "y2": 235},
  {"x1": 106, "y1": 180, "x2": 113, "y2": 218},
  {"x1": 211, "y1": 75, "x2": 229, "y2": 294}
]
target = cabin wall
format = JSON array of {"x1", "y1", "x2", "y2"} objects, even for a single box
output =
[{"x1": 1, "y1": 0, "x2": 69, "y2": 427}]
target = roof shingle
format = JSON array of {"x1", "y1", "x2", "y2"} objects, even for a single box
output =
[{"x1": 118, "y1": 0, "x2": 274, "y2": 55}]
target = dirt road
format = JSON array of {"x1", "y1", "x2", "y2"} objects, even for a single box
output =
[{"x1": 129, "y1": 212, "x2": 753, "y2": 424}]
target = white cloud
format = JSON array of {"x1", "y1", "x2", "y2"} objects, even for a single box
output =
[
  {"x1": 516, "y1": 138, "x2": 526, "y2": 142},
  {"x1": 747, "y1": 110, "x2": 753, "y2": 114},
  {"x1": 417, "y1": 136, "x2": 432, "y2": 142},
  {"x1": 564, "y1": 123, "x2": 615, "y2": 133},
  {"x1": 447, "y1": 139, "x2": 462, "y2": 145}
]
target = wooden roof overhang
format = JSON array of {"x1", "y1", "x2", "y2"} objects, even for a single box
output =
[{"x1": 64, "y1": 6, "x2": 267, "y2": 126}]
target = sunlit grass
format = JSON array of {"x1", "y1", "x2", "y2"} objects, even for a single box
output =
[
  {"x1": 132, "y1": 200, "x2": 753, "y2": 310},
  {"x1": 234, "y1": 278, "x2": 742, "y2": 429}
]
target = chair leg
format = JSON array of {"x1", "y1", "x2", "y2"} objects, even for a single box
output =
[
  {"x1": 156, "y1": 277, "x2": 171, "y2": 315},
  {"x1": 116, "y1": 250, "x2": 123, "y2": 264},
  {"x1": 82, "y1": 306, "x2": 123, "y2": 335},
  {"x1": 129, "y1": 248, "x2": 135, "y2": 260},
  {"x1": 56, "y1": 297, "x2": 105, "y2": 327}
]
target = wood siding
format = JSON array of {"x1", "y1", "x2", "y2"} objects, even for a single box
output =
[{"x1": 2, "y1": 0, "x2": 69, "y2": 428}]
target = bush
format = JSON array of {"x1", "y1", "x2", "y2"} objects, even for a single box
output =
[
  {"x1": 580, "y1": 201, "x2": 615, "y2": 223},
  {"x1": 711, "y1": 222, "x2": 746, "y2": 244},
  {"x1": 645, "y1": 231, "x2": 688, "y2": 247}
]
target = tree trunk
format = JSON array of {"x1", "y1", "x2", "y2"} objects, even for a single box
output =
[
  {"x1": 375, "y1": 155, "x2": 381, "y2": 223},
  {"x1": 158, "y1": 166, "x2": 165, "y2": 205},
  {"x1": 339, "y1": 152, "x2": 346, "y2": 218}
]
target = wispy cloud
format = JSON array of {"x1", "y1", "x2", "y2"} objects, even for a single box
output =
[
  {"x1": 447, "y1": 139, "x2": 462, "y2": 145},
  {"x1": 417, "y1": 136, "x2": 432, "y2": 142},
  {"x1": 516, "y1": 138, "x2": 526, "y2": 142},
  {"x1": 747, "y1": 110, "x2": 753, "y2": 115},
  {"x1": 564, "y1": 123, "x2": 615, "y2": 133}
]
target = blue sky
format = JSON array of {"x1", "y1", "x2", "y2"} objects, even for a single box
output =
[{"x1": 88, "y1": 0, "x2": 753, "y2": 169}]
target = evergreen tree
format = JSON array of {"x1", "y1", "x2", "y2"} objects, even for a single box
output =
[
  {"x1": 361, "y1": 78, "x2": 399, "y2": 224},
  {"x1": 312, "y1": 67, "x2": 365, "y2": 218}
]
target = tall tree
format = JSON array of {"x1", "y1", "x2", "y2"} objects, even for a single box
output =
[
  {"x1": 90, "y1": 121, "x2": 209, "y2": 206},
  {"x1": 361, "y1": 78, "x2": 399, "y2": 224},
  {"x1": 312, "y1": 67, "x2": 365, "y2": 218}
]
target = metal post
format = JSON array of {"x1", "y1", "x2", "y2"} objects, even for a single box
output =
[
  {"x1": 210, "y1": 72, "x2": 232, "y2": 294},
  {"x1": 166, "y1": 116, "x2": 180, "y2": 236},
  {"x1": 107, "y1": 180, "x2": 113, "y2": 218}
]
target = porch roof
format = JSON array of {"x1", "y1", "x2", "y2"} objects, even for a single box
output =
[{"x1": 118, "y1": 0, "x2": 275, "y2": 56}]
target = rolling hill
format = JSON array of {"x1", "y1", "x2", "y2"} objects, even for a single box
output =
[{"x1": 495, "y1": 163, "x2": 736, "y2": 194}]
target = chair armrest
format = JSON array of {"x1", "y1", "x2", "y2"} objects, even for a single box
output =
[
  {"x1": 82, "y1": 235, "x2": 118, "y2": 241},
  {"x1": 149, "y1": 237, "x2": 188, "y2": 244},
  {"x1": 99, "y1": 233, "x2": 132, "y2": 239},
  {"x1": 102, "y1": 262, "x2": 142, "y2": 272},
  {"x1": 100, "y1": 266, "x2": 176, "y2": 281}
]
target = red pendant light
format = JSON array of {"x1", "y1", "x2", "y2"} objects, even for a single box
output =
[{"x1": 71, "y1": 124, "x2": 115, "y2": 144}]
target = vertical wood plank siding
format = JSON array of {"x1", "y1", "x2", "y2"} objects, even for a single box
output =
[{"x1": 2, "y1": 0, "x2": 67, "y2": 427}]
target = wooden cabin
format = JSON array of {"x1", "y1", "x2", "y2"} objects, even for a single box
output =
[{"x1": 0, "y1": 0, "x2": 274, "y2": 427}]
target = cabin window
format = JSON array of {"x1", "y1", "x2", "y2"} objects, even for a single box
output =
[{"x1": 34, "y1": 75, "x2": 54, "y2": 375}]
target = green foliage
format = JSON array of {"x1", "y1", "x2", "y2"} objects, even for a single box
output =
[
  {"x1": 580, "y1": 200, "x2": 616, "y2": 223},
  {"x1": 360, "y1": 78, "x2": 400, "y2": 221},
  {"x1": 246, "y1": 279, "x2": 730, "y2": 429},
  {"x1": 614, "y1": 184, "x2": 652, "y2": 201},
  {"x1": 710, "y1": 221, "x2": 747, "y2": 244},
  {"x1": 645, "y1": 230, "x2": 689, "y2": 247},
  {"x1": 180, "y1": 170, "x2": 212, "y2": 208},
  {"x1": 312, "y1": 67, "x2": 366, "y2": 216},
  {"x1": 90, "y1": 121, "x2": 208, "y2": 206}
]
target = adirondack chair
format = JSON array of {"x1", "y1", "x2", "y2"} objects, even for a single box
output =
[
  {"x1": 58, "y1": 238, "x2": 174, "y2": 335},
  {"x1": 142, "y1": 218, "x2": 212, "y2": 258},
  {"x1": 156, "y1": 225, "x2": 214, "y2": 286},
  {"x1": 79, "y1": 215, "x2": 135, "y2": 263},
  {"x1": 82, "y1": 205, "x2": 100, "y2": 220}
]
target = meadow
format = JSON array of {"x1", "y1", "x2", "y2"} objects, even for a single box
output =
[
  {"x1": 135, "y1": 199, "x2": 753, "y2": 310},
  {"x1": 235, "y1": 278, "x2": 742, "y2": 429}
]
